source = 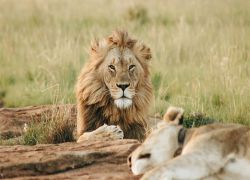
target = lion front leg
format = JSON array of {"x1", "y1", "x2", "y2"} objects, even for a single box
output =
[
  {"x1": 124, "y1": 123, "x2": 146, "y2": 142},
  {"x1": 77, "y1": 124, "x2": 124, "y2": 143},
  {"x1": 76, "y1": 103, "x2": 85, "y2": 138},
  {"x1": 141, "y1": 152, "x2": 225, "y2": 180}
]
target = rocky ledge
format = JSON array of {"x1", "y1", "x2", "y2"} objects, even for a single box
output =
[
  {"x1": 0, "y1": 139, "x2": 140, "y2": 179},
  {"x1": 0, "y1": 105, "x2": 157, "y2": 179}
]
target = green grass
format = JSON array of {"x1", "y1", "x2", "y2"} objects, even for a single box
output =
[
  {"x1": 0, "y1": 0, "x2": 250, "y2": 127},
  {"x1": 183, "y1": 113, "x2": 215, "y2": 128}
]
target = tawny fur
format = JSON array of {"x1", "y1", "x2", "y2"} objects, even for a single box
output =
[
  {"x1": 76, "y1": 30, "x2": 153, "y2": 141},
  {"x1": 163, "y1": 106, "x2": 184, "y2": 124},
  {"x1": 129, "y1": 106, "x2": 250, "y2": 180}
]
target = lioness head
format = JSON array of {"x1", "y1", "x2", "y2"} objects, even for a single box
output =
[
  {"x1": 128, "y1": 106, "x2": 184, "y2": 175},
  {"x1": 89, "y1": 30, "x2": 151, "y2": 109}
]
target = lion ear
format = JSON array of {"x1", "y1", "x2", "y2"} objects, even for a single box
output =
[
  {"x1": 139, "y1": 44, "x2": 152, "y2": 60},
  {"x1": 163, "y1": 106, "x2": 184, "y2": 125},
  {"x1": 108, "y1": 36, "x2": 115, "y2": 45},
  {"x1": 133, "y1": 43, "x2": 152, "y2": 62},
  {"x1": 90, "y1": 39, "x2": 99, "y2": 54}
]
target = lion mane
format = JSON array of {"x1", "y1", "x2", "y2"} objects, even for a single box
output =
[{"x1": 76, "y1": 30, "x2": 153, "y2": 141}]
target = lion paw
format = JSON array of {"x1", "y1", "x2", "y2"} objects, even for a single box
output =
[
  {"x1": 94, "y1": 124, "x2": 124, "y2": 140},
  {"x1": 77, "y1": 124, "x2": 124, "y2": 143}
]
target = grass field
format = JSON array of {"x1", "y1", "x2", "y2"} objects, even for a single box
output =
[{"x1": 0, "y1": 0, "x2": 250, "y2": 125}]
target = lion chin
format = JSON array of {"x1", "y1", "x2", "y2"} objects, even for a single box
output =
[{"x1": 114, "y1": 98, "x2": 132, "y2": 109}]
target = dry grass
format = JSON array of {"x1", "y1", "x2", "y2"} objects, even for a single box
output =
[
  {"x1": 22, "y1": 108, "x2": 75, "y2": 145},
  {"x1": 0, "y1": 0, "x2": 250, "y2": 127}
]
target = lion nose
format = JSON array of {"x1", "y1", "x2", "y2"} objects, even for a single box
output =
[{"x1": 116, "y1": 83, "x2": 130, "y2": 91}]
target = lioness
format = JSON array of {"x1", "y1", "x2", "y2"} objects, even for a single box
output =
[{"x1": 128, "y1": 107, "x2": 250, "y2": 180}]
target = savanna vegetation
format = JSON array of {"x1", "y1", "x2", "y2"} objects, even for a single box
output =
[{"x1": 0, "y1": 0, "x2": 250, "y2": 144}]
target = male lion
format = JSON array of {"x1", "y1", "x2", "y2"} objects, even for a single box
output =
[
  {"x1": 76, "y1": 30, "x2": 153, "y2": 142},
  {"x1": 128, "y1": 107, "x2": 250, "y2": 180}
]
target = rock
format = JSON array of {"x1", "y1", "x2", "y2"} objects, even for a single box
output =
[
  {"x1": 0, "y1": 139, "x2": 140, "y2": 179},
  {"x1": 0, "y1": 105, "x2": 159, "y2": 179},
  {"x1": 0, "y1": 105, "x2": 160, "y2": 179}
]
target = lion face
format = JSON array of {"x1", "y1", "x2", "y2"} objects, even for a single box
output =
[
  {"x1": 128, "y1": 124, "x2": 181, "y2": 175},
  {"x1": 101, "y1": 47, "x2": 144, "y2": 109}
]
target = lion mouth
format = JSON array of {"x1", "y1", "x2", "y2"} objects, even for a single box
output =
[{"x1": 114, "y1": 97, "x2": 132, "y2": 109}]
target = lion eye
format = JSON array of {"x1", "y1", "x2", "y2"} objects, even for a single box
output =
[
  {"x1": 129, "y1": 65, "x2": 136, "y2": 71},
  {"x1": 108, "y1": 65, "x2": 116, "y2": 71}
]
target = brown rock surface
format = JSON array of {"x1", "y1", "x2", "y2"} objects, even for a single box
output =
[
  {"x1": 0, "y1": 105, "x2": 160, "y2": 179},
  {"x1": 0, "y1": 139, "x2": 140, "y2": 179}
]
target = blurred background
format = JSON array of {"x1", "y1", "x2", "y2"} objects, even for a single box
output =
[{"x1": 0, "y1": 0, "x2": 250, "y2": 124}]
